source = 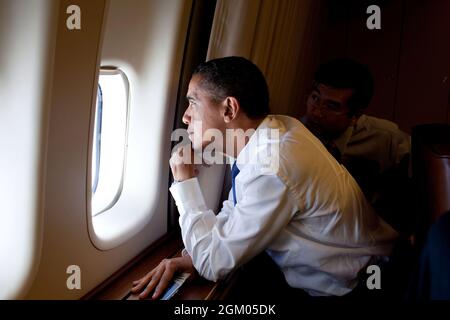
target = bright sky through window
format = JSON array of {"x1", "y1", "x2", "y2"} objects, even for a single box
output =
[{"x1": 91, "y1": 70, "x2": 129, "y2": 216}]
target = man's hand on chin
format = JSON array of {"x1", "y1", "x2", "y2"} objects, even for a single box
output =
[{"x1": 169, "y1": 144, "x2": 198, "y2": 182}]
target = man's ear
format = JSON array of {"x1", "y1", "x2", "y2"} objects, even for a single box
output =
[{"x1": 222, "y1": 97, "x2": 240, "y2": 123}]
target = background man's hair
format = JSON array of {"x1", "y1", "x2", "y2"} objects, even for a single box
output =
[
  {"x1": 193, "y1": 56, "x2": 270, "y2": 119},
  {"x1": 314, "y1": 58, "x2": 374, "y2": 116}
]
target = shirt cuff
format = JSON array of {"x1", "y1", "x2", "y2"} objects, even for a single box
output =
[{"x1": 169, "y1": 177, "x2": 207, "y2": 215}]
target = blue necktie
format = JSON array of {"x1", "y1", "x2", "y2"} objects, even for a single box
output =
[{"x1": 231, "y1": 162, "x2": 240, "y2": 206}]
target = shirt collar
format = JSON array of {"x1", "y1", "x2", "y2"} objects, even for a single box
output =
[
  {"x1": 333, "y1": 125, "x2": 353, "y2": 155},
  {"x1": 234, "y1": 115, "x2": 283, "y2": 171},
  {"x1": 333, "y1": 114, "x2": 368, "y2": 155}
]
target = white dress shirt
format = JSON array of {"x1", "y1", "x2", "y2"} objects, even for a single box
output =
[{"x1": 170, "y1": 115, "x2": 398, "y2": 296}]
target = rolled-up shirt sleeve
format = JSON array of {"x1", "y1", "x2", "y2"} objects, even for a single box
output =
[{"x1": 169, "y1": 174, "x2": 296, "y2": 282}]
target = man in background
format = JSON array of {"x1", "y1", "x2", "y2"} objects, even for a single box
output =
[{"x1": 301, "y1": 58, "x2": 412, "y2": 235}]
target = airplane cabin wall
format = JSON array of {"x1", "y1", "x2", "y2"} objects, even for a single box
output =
[
  {"x1": 0, "y1": 0, "x2": 58, "y2": 300},
  {"x1": 25, "y1": 0, "x2": 192, "y2": 299},
  {"x1": 313, "y1": 0, "x2": 450, "y2": 134}
]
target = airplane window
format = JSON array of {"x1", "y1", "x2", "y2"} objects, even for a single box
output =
[
  {"x1": 92, "y1": 84, "x2": 102, "y2": 194},
  {"x1": 91, "y1": 68, "x2": 129, "y2": 216}
]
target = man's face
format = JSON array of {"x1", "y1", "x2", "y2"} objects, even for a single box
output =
[
  {"x1": 303, "y1": 84, "x2": 355, "y2": 140},
  {"x1": 183, "y1": 75, "x2": 226, "y2": 151}
]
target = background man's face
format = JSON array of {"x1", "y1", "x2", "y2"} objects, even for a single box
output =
[
  {"x1": 183, "y1": 75, "x2": 226, "y2": 151},
  {"x1": 304, "y1": 84, "x2": 355, "y2": 140}
]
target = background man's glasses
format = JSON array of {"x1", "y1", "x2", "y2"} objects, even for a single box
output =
[{"x1": 307, "y1": 92, "x2": 349, "y2": 116}]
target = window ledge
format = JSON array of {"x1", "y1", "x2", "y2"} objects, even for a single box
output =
[{"x1": 82, "y1": 231, "x2": 239, "y2": 300}]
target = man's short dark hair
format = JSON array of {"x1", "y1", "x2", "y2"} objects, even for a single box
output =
[
  {"x1": 193, "y1": 56, "x2": 270, "y2": 119},
  {"x1": 314, "y1": 58, "x2": 374, "y2": 116}
]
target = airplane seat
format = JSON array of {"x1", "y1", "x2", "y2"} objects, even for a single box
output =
[
  {"x1": 411, "y1": 123, "x2": 450, "y2": 244},
  {"x1": 374, "y1": 123, "x2": 450, "y2": 300},
  {"x1": 407, "y1": 210, "x2": 450, "y2": 300},
  {"x1": 405, "y1": 123, "x2": 450, "y2": 299}
]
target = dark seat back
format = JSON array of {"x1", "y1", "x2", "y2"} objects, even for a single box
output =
[{"x1": 412, "y1": 124, "x2": 450, "y2": 241}]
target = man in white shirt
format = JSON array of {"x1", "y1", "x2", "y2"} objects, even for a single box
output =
[
  {"x1": 131, "y1": 56, "x2": 398, "y2": 299},
  {"x1": 301, "y1": 58, "x2": 411, "y2": 234}
]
